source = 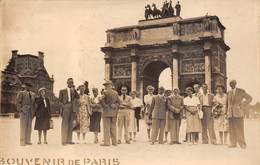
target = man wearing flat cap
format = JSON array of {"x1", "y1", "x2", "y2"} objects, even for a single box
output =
[
  {"x1": 149, "y1": 86, "x2": 167, "y2": 144},
  {"x1": 100, "y1": 80, "x2": 121, "y2": 146},
  {"x1": 227, "y1": 80, "x2": 252, "y2": 149},
  {"x1": 16, "y1": 82, "x2": 36, "y2": 146}
]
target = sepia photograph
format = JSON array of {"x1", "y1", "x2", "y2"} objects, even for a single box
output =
[{"x1": 0, "y1": 0, "x2": 259, "y2": 165}]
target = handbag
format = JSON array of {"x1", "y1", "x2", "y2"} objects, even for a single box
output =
[
  {"x1": 198, "y1": 109, "x2": 204, "y2": 119},
  {"x1": 49, "y1": 119, "x2": 54, "y2": 129}
]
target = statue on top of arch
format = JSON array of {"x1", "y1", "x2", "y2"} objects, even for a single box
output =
[{"x1": 144, "y1": 0, "x2": 181, "y2": 20}]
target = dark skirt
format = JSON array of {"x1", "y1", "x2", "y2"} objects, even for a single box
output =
[
  {"x1": 34, "y1": 115, "x2": 51, "y2": 130},
  {"x1": 89, "y1": 112, "x2": 102, "y2": 132}
]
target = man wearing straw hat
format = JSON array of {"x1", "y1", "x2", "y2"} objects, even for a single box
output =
[
  {"x1": 100, "y1": 80, "x2": 121, "y2": 146},
  {"x1": 16, "y1": 82, "x2": 36, "y2": 146}
]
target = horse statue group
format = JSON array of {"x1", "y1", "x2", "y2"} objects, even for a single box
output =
[{"x1": 144, "y1": 0, "x2": 181, "y2": 20}]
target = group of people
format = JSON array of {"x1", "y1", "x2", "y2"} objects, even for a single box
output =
[{"x1": 16, "y1": 78, "x2": 252, "y2": 149}]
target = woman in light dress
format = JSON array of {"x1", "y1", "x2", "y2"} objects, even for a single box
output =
[
  {"x1": 143, "y1": 85, "x2": 155, "y2": 141},
  {"x1": 213, "y1": 84, "x2": 228, "y2": 145},
  {"x1": 183, "y1": 87, "x2": 202, "y2": 145},
  {"x1": 129, "y1": 91, "x2": 143, "y2": 141},
  {"x1": 76, "y1": 85, "x2": 92, "y2": 143}
]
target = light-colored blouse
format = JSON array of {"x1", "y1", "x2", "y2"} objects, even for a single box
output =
[{"x1": 184, "y1": 95, "x2": 200, "y2": 106}]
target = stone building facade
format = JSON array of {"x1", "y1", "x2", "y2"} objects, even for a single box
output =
[
  {"x1": 1, "y1": 50, "x2": 56, "y2": 113},
  {"x1": 101, "y1": 16, "x2": 230, "y2": 97}
]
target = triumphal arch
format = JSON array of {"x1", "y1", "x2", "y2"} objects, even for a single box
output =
[{"x1": 101, "y1": 15, "x2": 230, "y2": 97}]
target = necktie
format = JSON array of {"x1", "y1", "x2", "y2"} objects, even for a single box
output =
[{"x1": 123, "y1": 95, "x2": 126, "y2": 100}]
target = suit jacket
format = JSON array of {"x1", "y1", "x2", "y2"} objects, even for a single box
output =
[
  {"x1": 100, "y1": 89, "x2": 120, "y2": 117},
  {"x1": 149, "y1": 95, "x2": 167, "y2": 119},
  {"x1": 227, "y1": 88, "x2": 252, "y2": 118},
  {"x1": 16, "y1": 90, "x2": 36, "y2": 115},
  {"x1": 199, "y1": 93, "x2": 214, "y2": 106},
  {"x1": 167, "y1": 95, "x2": 184, "y2": 119},
  {"x1": 59, "y1": 88, "x2": 79, "y2": 113}
]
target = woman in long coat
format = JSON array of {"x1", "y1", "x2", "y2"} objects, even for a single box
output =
[{"x1": 34, "y1": 87, "x2": 51, "y2": 144}]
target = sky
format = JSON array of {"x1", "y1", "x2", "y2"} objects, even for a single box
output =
[{"x1": 0, "y1": 0, "x2": 259, "y2": 103}]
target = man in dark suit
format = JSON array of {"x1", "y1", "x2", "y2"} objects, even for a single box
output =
[
  {"x1": 199, "y1": 84, "x2": 217, "y2": 144},
  {"x1": 59, "y1": 78, "x2": 79, "y2": 145},
  {"x1": 227, "y1": 80, "x2": 252, "y2": 149},
  {"x1": 16, "y1": 83, "x2": 36, "y2": 146},
  {"x1": 100, "y1": 80, "x2": 121, "y2": 146},
  {"x1": 149, "y1": 86, "x2": 167, "y2": 144}
]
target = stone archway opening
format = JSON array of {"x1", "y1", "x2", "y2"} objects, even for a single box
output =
[
  {"x1": 159, "y1": 68, "x2": 172, "y2": 91},
  {"x1": 143, "y1": 61, "x2": 170, "y2": 94}
]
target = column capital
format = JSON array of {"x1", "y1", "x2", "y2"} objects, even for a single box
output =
[
  {"x1": 101, "y1": 46, "x2": 114, "y2": 53},
  {"x1": 104, "y1": 57, "x2": 112, "y2": 64},
  {"x1": 131, "y1": 55, "x2": 139, "y2": 62},
  {"x1": 168, "y1": 39, "x2": 182, "y2": 45}
]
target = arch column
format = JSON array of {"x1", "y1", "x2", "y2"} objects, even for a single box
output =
[
  {"x1": 203, "y1": 39, "x2": 213, "y2": 92},
  {"x1": 169, "y1": 40, "x2": 181, "y2": 90},
  {"x1": 171, "y1": 53, "x2": 179, "y2": 90},
  {"x1": 104, "y1": 58, "x2": 112, "y2": 80},
  {"x1": 204, "y1": 49, "x2": 212, "y2": 92},
  {"x1": 128, "y1": 44, "x2": 139, "y2": 92},
  {"x1": 101, "y1": 47, "x2": 113, "y2": 81}
]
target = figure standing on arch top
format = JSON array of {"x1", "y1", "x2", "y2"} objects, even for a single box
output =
[{"x1": 175, "y1": 1, "x2": 181, "y2": 17}]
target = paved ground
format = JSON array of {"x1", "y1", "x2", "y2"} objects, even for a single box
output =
[{"x1": 0, "y1": 117, "x2": 259, "y2": 165}]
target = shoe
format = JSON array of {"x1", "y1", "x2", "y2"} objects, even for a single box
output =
[
  {"x1": 151, "y1": 142, "x2": 155, "y2": 145},
  {"x1": 240, "y1": 145, "x2": 247, "y2": 149},
  {"x1": 176, "y1": 141, "x2": 182, "y2": 144},
  {"x1": 100, "y1": 143, "x2": 110, "y2": 147},
  {"x1": 117, "y1": 140, "x2": 121, "y2": 144},
  {"x1": 202, "y1": 142, "x2": 209, "y2": 144},
  {"x1": 169, "y1": 142, "x2": 175, "y2": 145},
  {"x1": 159, "y1": 142, "x2": 164, "y2": 144},
  {"x1": 68, "y1": 142, "x2": 75, "y2": 145},
  {"x1": 112, "y1": 143, "x2": 117, "y2": 146},
  {"x1": 44, "y1": 142, "x2": 48, "y2": 144},
  {"x1": 126, "y1": 140, "x2": 131, "y2": 144},
  {"x1": 188, "y1": 142, "x2": 193, "y2": 145},
  {"x1": 62, "y1": 143, "x2": 67, "y2": 146},
  {"x1": 94, "y1": 139, "x2": 98, "y2": 144},
  {"x1": 26, "y1": 142, "x2": 32, "y2": 145},
  {"x1": 37, "y1": 142, "x2": 41, "y2": 144},
  {"x1": 228, "y1": 145, "x2": 237, "y2": 148},
  {"x1": 20, "y1": 143, "x2": 26, "y2": 146}
]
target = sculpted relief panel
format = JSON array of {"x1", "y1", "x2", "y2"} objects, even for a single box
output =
[
  {"x1": 112, "y1": 63, "x2": 131, "y2": 78},
  {"x1": 181, "y1": 59, "x2": 205, "y2": 74}
]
